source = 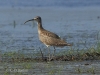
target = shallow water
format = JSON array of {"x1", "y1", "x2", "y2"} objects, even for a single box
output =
[
  {"x1": 0, "y1": 60, "x2": 100, "y2": 75},
  {"x1": 0, "y1": 0, "x2": 100, "y2": 8},
  {"x1": 0, "y1": 7, "x2": 100, "y2": 53},
  {"x1": 0, "y1": 2, "x2": 100, "y2": 75}
]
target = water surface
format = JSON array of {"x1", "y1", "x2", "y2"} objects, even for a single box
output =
[{"x1": 0, "y1": 7, "x2": 100, "y2": 53}]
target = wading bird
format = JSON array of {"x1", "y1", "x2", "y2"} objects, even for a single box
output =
[{"x1": 24, "y1": 16, "x2": 72, "y2": 61}]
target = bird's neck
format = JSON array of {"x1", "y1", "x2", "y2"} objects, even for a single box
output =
[{"x1": 37, "y1": 22, "x2": 44, "y2": 30}]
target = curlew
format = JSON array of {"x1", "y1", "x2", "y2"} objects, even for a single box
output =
[{"x1": 24, "y1": 16, "x2": 72, "y2": 60}]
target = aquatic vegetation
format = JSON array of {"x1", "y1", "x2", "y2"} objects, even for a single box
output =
[
  {"x1": 13, "y1": 20, "x2": 16, "y2": 28},
  {"x1": 22, "y1": 63, "x2": 32, "y2": 69},
  {"x1": 76, "y1": 68, "x2": 83, "y2": 74},
  {"x1": 87, "y1": 67, "x2": 95, "y2": 74},
  {"x1": 76, "y1": 66, "x2": 95, "y2": 74},
  {"x1": 1, "y1": 45, "x2": 100, "y2": 62}
]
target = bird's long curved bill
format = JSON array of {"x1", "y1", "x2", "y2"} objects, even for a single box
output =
[{"x1": 24, "y1": 19, "x2": 34, "y2": 24}]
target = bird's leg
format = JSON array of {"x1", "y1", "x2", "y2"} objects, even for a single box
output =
[
  {"x1": 53, "y1": 46, "x2": 56, "y2": 57},
  {"x1": 47, "y1": 46, "x2": 51, "y2": 61}
]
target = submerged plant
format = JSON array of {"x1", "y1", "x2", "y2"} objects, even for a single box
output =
[
  {"x1": 87, "y1": 67, "x2": 95, "y2": 74},
  {"x1": 13, "y1": 20, "x2": 16, "y2": 28},
  {"x1": 76, "y1": 67, "x2": 83, "y2": 74}
]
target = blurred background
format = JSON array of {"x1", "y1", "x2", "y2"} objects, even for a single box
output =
[{"x1": 0, "y1": 0, "x2": 100, "y2": 8}]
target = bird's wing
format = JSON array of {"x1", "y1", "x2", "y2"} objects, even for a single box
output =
[{"x1": 41, "y1": 29, "x2": 61, "y2": 39}]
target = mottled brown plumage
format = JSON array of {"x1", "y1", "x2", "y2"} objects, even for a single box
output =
[
  {"x1": 38, "y1": 28, "x2": 71, "y2": 47},
  {"x1": 24, "y1": 16, "x2": 72, "y2": 60}
]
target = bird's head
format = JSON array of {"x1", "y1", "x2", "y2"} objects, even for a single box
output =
[{"x1": 24, "y1": 16, "x2": 41, "y2": 24}]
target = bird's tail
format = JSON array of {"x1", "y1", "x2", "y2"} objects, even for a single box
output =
[
  {"x1": 66, "y1": 43, "x2": 72, "y2": 46},
  {"x1": 55, "y1": 43, "x2": 72, "y2": 47}
]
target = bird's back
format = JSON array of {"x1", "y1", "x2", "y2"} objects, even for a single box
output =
[{"x1": 38, "y1": 28, "x2": 71, "y2": 47}]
